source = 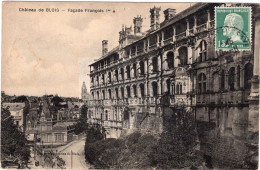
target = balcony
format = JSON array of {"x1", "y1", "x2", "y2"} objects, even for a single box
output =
[
  {"x1": 163, "y1": 37, "x2": 173, "y2": 45},
  {"x1": 195, "y1": 90, "x2": 251, "y2": 106},
  {"x1": 175, "y1": 32, "x2": 186, "y2": 41},
  {"x1": 137, "y1": 49, "x2": 144, "y2": 55},
  {"x1": 131, "y1": 52, "x2": 136, "y2": 57},
  {"x1": 149, "y1": 44, "x2": 157, "y2": 51},
  {"x1": 103, "y1": 99, "x2": 112, "y2": 106},
  {"x1": 189, "y1": 28, "x2": 194, "y2": 35},
  {"x1": 196, "y1": 23, "x2": 207, "y2": 33},
  {"x1": 170, "y1": 94, "x2": 189, "y2": 106}
]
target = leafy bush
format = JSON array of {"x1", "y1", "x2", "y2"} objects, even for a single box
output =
[{"x1": 84, "y1": 107, "x2": 202, "y2": 169}]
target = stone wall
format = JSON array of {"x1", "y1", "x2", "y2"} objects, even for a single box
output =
[{"x1": 196, "y1": 105, "x2": 250, "y2": 168}]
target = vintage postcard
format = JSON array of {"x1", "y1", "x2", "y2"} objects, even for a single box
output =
[{"x1": 1, "y1": 2, "x2": 259, "y2": 169}]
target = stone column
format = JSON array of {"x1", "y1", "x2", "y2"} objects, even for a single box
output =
[
  {"x1": 158, "y1": 55, "x2": 162, "y2": 72},
  {"x1": 247, "y1": 11, "x2": 260, "y2": 168},
  {"x1": 173, "y1": 26, "x2": 176, "y2": 41},
  {"x1": 137, "y1": 61, "x2": 141, "y2": 75},
  {"x1": 174, "y1": 50, "x2": 179, "y2": 67},
  {"x1": 193, "y1": 15, "x2": 197, "y2": 33},
  {"x1": 186, "y1": 19, "x2": 190, "y2": 36},
  {"x1": 143, "y1": 59, "x2": 147, "y2": 74},
  {"x1": 161, "y1": 31, "x2": 164, "y2": 46},
  {"x1": 163, "y1": 52, "x2": 168, "y2": 71},
  {"x1": 158, "y1": 79, "x2": 162, "y2": 96},
  {"x1": 207, "y1": 9, "x2": 211, "y2": 28},
  {"x1": 147, "y1": 37, "x2": 150, "y2": 51},
  {"x1": 157, "y1": 33, "x2": 160, "y2": 47},
  {"x1": 188, "y1": 46, "x2": 193, "y2": 64}
]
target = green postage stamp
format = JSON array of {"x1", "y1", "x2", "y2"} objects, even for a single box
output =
[{"x1": 215, "y1": 7, "x2": 251, "y2": 51}]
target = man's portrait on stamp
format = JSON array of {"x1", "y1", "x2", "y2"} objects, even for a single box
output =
[{"x1": 215, "y1": 7, "x2": 251, "y2": 51}]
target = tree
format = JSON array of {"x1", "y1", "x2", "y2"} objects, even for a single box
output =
[
  {"x1": 1, "y1": 106, "x2": 31, "y2": 168},
  {"x1": 51, "y1": 95, "x2": 64, "y2": 107},
  {"x1": 150, "y1": 106, "x2": 203, "y2": 169},
  {"x1": 74, "y1": 105, "x2": 88, "y2": 135}
]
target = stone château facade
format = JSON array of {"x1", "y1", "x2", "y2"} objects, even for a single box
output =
[{"x1": 87, "y1": 4, "x2": 259, "y2": 161}]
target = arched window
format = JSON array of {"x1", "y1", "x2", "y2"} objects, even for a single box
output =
[
  {"x1": 127, "y1": 86, "x2": 131, "y2": 98},
  {"x1": 102, "y1": 74, "x2": 105, "y2": 84},
  {"x1": 140, "y1": 83, "x2": 145, "y2": 97},
  {"x1": 115, "y1": 88, "x2": 119, "y2": 99},
  {"x1": 198, "y1": 73, "x2": 207, "y2": 94},
  {"x1": 220, "y1": 70, "x2": 225, "y2": 90},
  {"x1": 152, "y1": 82, "x2": 158, "y2": 96},
  {"x1": 176, "y1": 82, "x2": 183, "y2": 95},
  {"x1": 126, "y1": 65, "x2": 131, "y2": 79},
  {"x1": 115, "y1": 70, "x2": 118, "y2": 81},
  {"x1": 228, "y1": 67, "x2": 235, "y2": 91},
  {"x1": 102, "y1": 90, "x2": 105, "y2": 99},
  {"x1": 133, "y1": 85, "x2": 137, "y2": 97},
  {"x1": 120, "y1": 87, "x2": 125, "y2": 99},
  {"x1": 178, "y1": 46, "x2": 188, "y2": 66},
  {"x1": 96, "y1": 76, "x2": 99, "y2": 85},
  {"x1": 108, "y1": 72, "x2": 111, "y2": 83},
  {"x1": 92, "y1": 92, "x2": 94, "y2": 100},
  {"x1": 133, "y1": 63, "x2": 137, "y2": 77},
  {"x1": 105, "y1": 110, "x2": 108, "y2": 120},
  {"x1": 108, "y1": 89, "x2": 112, "y2": 99},
  {"x1": 166, "y1": 52, "x2": 174, "y2": 69},
  {"x1": 244, "y1": 63, "x2": 253, "y2": 90},
  {"x1": 166, "y1": 79, "x2": 171, "y2": 93},
  {"x1": 199, "y1": 40, "x2": 207, "y2": 62},
  {"x1": 237, "y1": 65, "x2": 240, "y2": 88},
  {"x1": 139, "y1": 61, "x2": 145, "y2": 76},
  {"x1": 97, "y1": 91, "x2": 99, "y2": 100},
  {"x1": 171, "y1": 83, "x2": 175, "y2": 95},
  {"x1": 152, "y1": 57, "x2": 158, "y2": 72},
  {"x1": 120, "y1": 68, "x2": 124, "y2": 80}
]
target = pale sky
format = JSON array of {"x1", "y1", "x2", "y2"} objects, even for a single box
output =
[{"x1": 2, "y1": 2, "x2": 193, "y2": 97}]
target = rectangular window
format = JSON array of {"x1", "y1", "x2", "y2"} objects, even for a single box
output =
[
  {"x1": 47, "y1": 134, "x2": 52, "y2": 142},
  {"x1": 55, "y1": 134, "x2": 64, "y2": 142},
  {"x1": 41, "y1": 125, "x2": 47, "y2": 131},
  {"x1": 47, "y1": 125, "x2": 52, "y2": 131}
]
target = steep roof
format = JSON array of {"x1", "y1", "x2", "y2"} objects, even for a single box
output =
[{"x1": 2, "y1": 102, "x2": 25, "y2": 111}]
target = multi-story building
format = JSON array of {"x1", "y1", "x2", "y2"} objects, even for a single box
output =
[
  {"x1": 88, "y1": 2, "x2": 259, "y2": 145},
  {"x1": 2, "y1": 102, "x2": 25, "y2": 130}
]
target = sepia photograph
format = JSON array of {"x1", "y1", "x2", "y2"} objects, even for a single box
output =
[{"x1": 1, "y1": 1, "x2": 259, "y2": 169}]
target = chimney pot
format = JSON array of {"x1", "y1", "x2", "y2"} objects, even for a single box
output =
[
  {"x1": 150, "y1": 6, "x2": 161, "y2": 31},
  {"x1": 102, "y1": 40, "x2": 108, "y2": 56},
  {"x1": 133, "y1": 15, "x2": 143, "y2": 34},
  {"x1": 164, "y1": 8, "x2": 176, "y2": 21}
]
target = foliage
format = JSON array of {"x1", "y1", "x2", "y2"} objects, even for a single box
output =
[
  {"x1": 84, "y1": 106, "x2": 203, "y2": 169},
  {"x1": 51, "y1": 95, "x2": 64, "y2": 107},
  {"x1": 74, "y1": 105, "x2": 88, "y2": 135},
  {"x1": 150, "y1": 107, "x2": 203, "y2": 168},
  {"x1": 85, "y1": 131, "x2": 157, "y2": 169},
  {"x1": 1, "y1": 106, "x2": 31, "y2": 168},
  {"x1": 85, "y1": 124, "x2": 106, "y2": 143}
]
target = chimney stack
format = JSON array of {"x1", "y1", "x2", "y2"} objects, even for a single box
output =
[
  {"x1": 133, "y1": 15, "x2": 143, "y2": 34},
  {"x1": 164, "y1": 8, "x2": 176, "y2": 21},
  {"x1": 150, "y1": 6, "x2": 161, "y2": 31},
  {"x1": 102, "y1": 40, "x2": 108, "y2": 56}
]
